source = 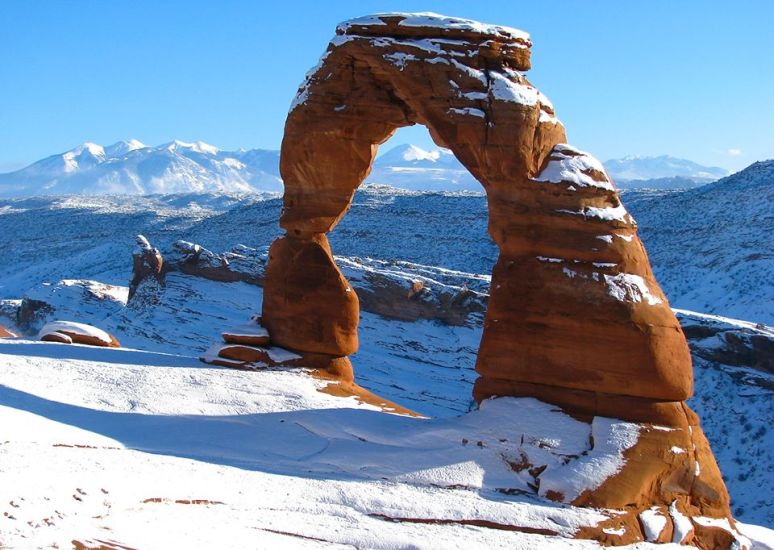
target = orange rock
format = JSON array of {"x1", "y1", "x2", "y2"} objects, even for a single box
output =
[
  {"x1": 41, "y1": 331, "x2": 72, "y2": 344},
  {"x1": 0, "y1": 324, "x2": 15, "y2": 338},
  {"x1": 262, "y1": 233, "x2": 358, "y2": 356},
  {"x1": 39, "y1": 321, "x2": 120, "y2": 348},
  {"x1": 222, "y1": 323, "x2": 271, "y2": 347}
]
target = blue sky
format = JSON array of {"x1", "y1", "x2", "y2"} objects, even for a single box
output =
[{"x1": 1, "y1": 0, "x2": 771, "y2": 172}]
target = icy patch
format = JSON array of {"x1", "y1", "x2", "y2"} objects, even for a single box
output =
[{"x1": 604, "y1": 273, "x2": 663, "y2": 305}]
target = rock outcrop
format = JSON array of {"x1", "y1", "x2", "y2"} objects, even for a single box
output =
[
  {"x1": 39, "y1": 320, "x2": 120, "y2": 348},
  {"x1": 0, "y1": 324, "x2": 15, "y2": 338},
  {"x1": 132, "y1": 236, "x2": 487, "y2": 326},
  {"x1": 257, "y1": 12, "x2": 739, "y2": 547},
  {"x1": 128, "y1": 235, "x2": 164, "y2": 305}
]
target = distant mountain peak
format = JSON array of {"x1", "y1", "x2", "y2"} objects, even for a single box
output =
[
  {"x1": 604, "y1": 155, "x2": 728, "y2": 184},
  {"x1": 66, "y1": 142, "x2": 106, "y2": 158},
  {"x1": 0, "y1": 139, "x2": 281, "y2": 197},
  {"x1": 104, "y1": 139, "x2": 147, "y2": 157},
  {"x1": 164, "y1": 140, "x2": 219, "y2": 155}
]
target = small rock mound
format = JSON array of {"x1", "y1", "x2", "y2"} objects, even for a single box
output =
[
  {"x1": 128, "y1": 234, "x2": 164, "y2": 305},
  {"x1": 39, "y1": 321, "x2": 120, "y2": 348}
]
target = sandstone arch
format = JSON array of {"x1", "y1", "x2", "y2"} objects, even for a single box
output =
[{"x1": 261, "y1": 13, "x2": 738, "y2": 546}]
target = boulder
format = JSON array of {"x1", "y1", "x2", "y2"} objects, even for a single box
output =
[{"x1": 38, "y1": 321, "x2": 120, "y2": 348}]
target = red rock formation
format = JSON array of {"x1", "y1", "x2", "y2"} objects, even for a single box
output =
[
  {"x1": 128, "y1": 235, "x2": 164, "y2": 303},
  {"x1": 39, "y1": 321, "x2": 120, "y2": 348},
  {"x1": 257, "y1": 13, "x2": 737, "y2": 547},
  {"x1": 0, "y1": 324, "x2": 17, "y2": 338}
]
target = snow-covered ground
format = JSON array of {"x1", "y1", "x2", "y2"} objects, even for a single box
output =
[
  {"x1": 1, "y1": 338, "x2": 771, "y2": 549},
  {"x1": 2, "y1": 267, "x2": 773, "y2": 529},
  {"x1": 0, "y1": 171, "x2": 772, "y2": 545}
]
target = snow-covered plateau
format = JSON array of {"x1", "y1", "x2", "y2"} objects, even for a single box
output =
[{"x1": 0, "y1": 160, "x2": 771, "y2": 548}]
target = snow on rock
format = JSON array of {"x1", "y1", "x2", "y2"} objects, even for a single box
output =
[
  {"x1": 538, "y1": 417, "x2": 640, "y2": 502},
  {"x1": 488, "y1": 70, "x2": 540, "y2": 107},
  {"x1": 669, "y1": 501, "x2": 694, "y2": 544},
  {"x1": 604, "y1": 273, "x2": 664, "y2": 305},
  {"x1": 639, "y1": 507, "x2": 668, "y2": 542},
  {"x1": 534, "y1": 144, "x2": 615, "y2": 191},
  {"x1": 337, "y1": 12, "x2": 531, "y2": 44},
  {"x1": 38, "y1": 320, "x2": 118, "y2": 347}
]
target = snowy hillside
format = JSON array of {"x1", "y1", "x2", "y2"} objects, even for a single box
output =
[
  {"x1": 623, "y1": 160, "x2": 774, "y2": 324},
  {"x1": 1, "y1": 253, "x2": 772, "y2": 534},
  {"x1": 0, "y1": 140, "x2": 283, "y2": 196},
  {"x1": 604, "y1": 155, "x2": 728, "y2": 187},
  {"x1": 1, "y1": 164, "x2": 771, "y2": 324}
]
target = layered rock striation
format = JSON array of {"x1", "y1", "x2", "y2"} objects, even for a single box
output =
[{"x1": 257, "y1": 12, "x2": 735, "y2": 546}]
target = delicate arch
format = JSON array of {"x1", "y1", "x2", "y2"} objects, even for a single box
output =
[
  {"x1": 263, "y1": 13, "x2": 693, "y2": 415},
  {"x1": 253, "y1": 15, "x2": 737, "y2": 544}
]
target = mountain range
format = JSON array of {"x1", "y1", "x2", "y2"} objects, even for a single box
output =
[{"x1": 0, "y1": 140, "x2": 734, "y2": 196}]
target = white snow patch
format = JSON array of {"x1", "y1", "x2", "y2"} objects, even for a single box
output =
[
  {"x1": 669, "y1": 501, "x2": 694, "y2": 544},
  {"x1": 488, "y1": 71, "x2": 540, "y2": 106},
  {"x1": 639, "y1": 507, "x2": 668, "y2": 542},
  {"x1": 534, "y1": 145, "x2": 613, "y2": 190},
  {"x1": 604, "y1": 273, "x2": 663, "y2": 305},
  {"x1": 539, "y1": 417, "x2": 640, "y2": 502},
  {"x1": 448, "y1": 107, "x2": 485, "y2": 118}
]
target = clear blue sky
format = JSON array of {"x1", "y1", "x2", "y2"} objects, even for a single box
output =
[{"x1": 1, "y1": 0, "x2": 771, "y2": 172}]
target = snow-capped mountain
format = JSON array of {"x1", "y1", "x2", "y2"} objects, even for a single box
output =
[
  {"x1": 604, "y1": 155, "x2": 728, "y2": 187},
  {"x1": 1, "y1": 141, "x2": 735, "y2": 196},
  {"x1": 0, "y1": 140, "x2": 283, "y2": 197},
  {"x1": 367, "y1": 144, "x2": 480, "y2": 191}
]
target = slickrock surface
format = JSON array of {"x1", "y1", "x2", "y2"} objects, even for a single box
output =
[{"x1": 257, "y1": 13, "x2": 740, "y2": 547}]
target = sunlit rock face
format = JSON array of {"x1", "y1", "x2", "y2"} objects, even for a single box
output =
[{"x1": 260, "y1": 12, "x2": 739, "y2": 547}]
